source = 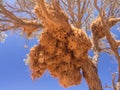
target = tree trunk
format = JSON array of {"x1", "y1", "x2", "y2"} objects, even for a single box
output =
[{"x1": 81, "y1": 59, "x2": 103, "y2": 90}]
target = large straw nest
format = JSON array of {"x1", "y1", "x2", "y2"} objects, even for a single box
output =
[
  {"x1": 90, "y1": 16, "x2": 105, "y2": 39},
  {"x1": 91, "y1": 16, "x2": 120, "y2": 39},
  {"x1": 27, "y1": 4, "x2": 92, "y2": 88},
  {"x1": 28, "y1": 25, "x2": 91, "y2": 87},
  {"x1": 29, "y1": 45, "x2": 47, "y2": 79}
]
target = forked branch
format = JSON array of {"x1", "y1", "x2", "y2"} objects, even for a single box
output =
[{"x1": 0, "y1": 4, "x2": 43, "y2": 36}]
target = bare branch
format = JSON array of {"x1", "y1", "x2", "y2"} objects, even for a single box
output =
[
  {"x1": 35, "y1": 0, "x2": 54, "y2": 25},
  {"x1": 0, "y1": 3, "x2": 43, "y2": 36},
  {"x1": 0, "y1": 25, "x2": 19, "y2": 32}
]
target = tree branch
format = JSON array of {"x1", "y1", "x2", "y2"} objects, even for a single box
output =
[
  {"x1": 82, "y1": 57, "x2": 103, "y2": 90},
  {"x1": 0, "y1": 4, "x2": 43, "y2": 33},
  {"x1": 35, "y1": 0, "x2": 55, "y2": 25}
]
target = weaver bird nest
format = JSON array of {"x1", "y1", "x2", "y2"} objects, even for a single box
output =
[
  {"x1": 28, "y1": 27, "x2": 92, "y2": 87},
  {"x1": 27, "y1": 3, "x2": 92, "y2": 88},
  {"x1": 90, "y1": 15, "x2": 120, "y2": 51},
  {"x1": 91, "y1": 16, "x2": 120, "y2": 40}
]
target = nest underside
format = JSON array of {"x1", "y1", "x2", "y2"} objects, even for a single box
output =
[
  {"x1": 28, "y1": 25, "x2": 91, "y2": 87},
  {"x1": 27, "y1": 3, "x2": 92, "y2": 87}
]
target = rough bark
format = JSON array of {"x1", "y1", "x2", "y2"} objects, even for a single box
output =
[{"x1": 82, "y1": 58, "x2": 103, "y2": 90}]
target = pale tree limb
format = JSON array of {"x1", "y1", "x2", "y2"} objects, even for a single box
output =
[
  {"x1": 107, "y1": 0, "x2": 118, "y2": 17},
  {"x1": 35, "y1": 0, "x2": 69, "y2": 29},
  {"x1": 35, "y1": 0, "x2": 52, "y2": 22},
  {"x1": 35, "y1": 0, "x2": 64, "y2": 27},
  {"x1": 76, "y1": 0, "x2": 91, "y2": 28},
  {"x1": 66, "y1": 0, "x2": 76, "y2": 25},
  {"x1": 82, "y1": 57, "x2": 103, "y2": 90},
  {"x1": 0, "y1": 4, "x2": 43, "y2": 33},
  {"x1": 76, "y1": 0, "x2": 82, "y2": 28},
  {"x1": 102, "y1": 0, "x2": 120, "y2": 17},
  {"x1": 0, "y1": 25, "x2": 19, "y2": 32},
  {"x1": 60, "y1": 0, "x2": 93, "y2": 29},
  {"x1": 5, "y1": 2, "x2": 36, "y2": 19}
]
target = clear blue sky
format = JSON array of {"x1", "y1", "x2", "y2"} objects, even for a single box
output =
[
  {"x1": 0, "y1": 0, "x2": 119, "y2": 90},
  {"x1": 1, "y1": 32, "x2": 118, "y2": 90}
]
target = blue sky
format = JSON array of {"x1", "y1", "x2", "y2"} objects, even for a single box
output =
[
  {"x1": 0, "y1": 0, "x2": 119, "y2": 90},
  {"x1": 0, "y1": 32, "x2": 88, "y2": 90},
  {"x1": 0, "y1": 32, "x2": 118, "y2": 90},
  {"x1": 0, "y1": 32, "x2": 117, "y2": 90}
]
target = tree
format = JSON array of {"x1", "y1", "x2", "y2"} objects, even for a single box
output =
[{"x1": 0, "y1": 0, "x2": 120, "y2": 90}]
